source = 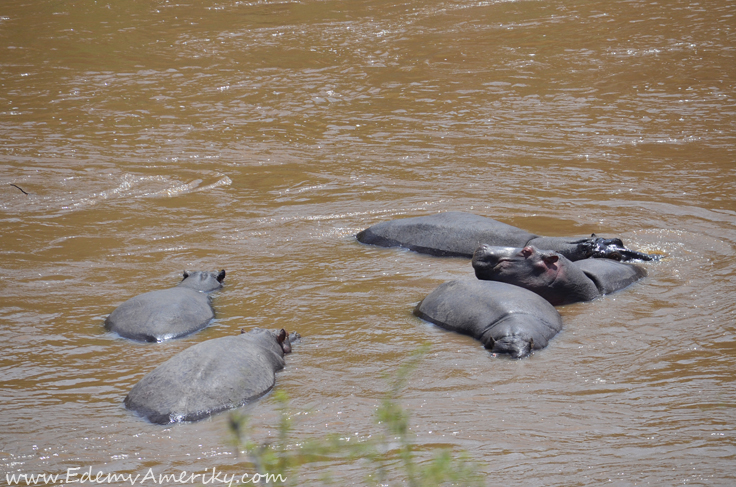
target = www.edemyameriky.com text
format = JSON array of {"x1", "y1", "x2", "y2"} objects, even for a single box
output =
[{"x1": 6, "y1": 466, "x2": 286, "y2": 486}]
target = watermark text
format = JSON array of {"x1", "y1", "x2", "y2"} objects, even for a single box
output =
[{"x1": 6, "y1": 467, "x2": 285, "y2": 486}]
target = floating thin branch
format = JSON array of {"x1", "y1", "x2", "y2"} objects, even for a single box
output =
[{"x1": 10, "y1": 183, "x2": 29, "y2": 195}]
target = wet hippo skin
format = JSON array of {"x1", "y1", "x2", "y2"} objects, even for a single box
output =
[
  {"x1": 472, "y1": 245, "x2": 646, "y2": 306},
  {"x1": 105, "y1": 270, "x2": 226, "y2": 342},
  {"x1": 124, "y1": 328, "x2": 295, "y2": 424},
  {"x1": 357, "y1": 212, "x2": 658, "y2": 261},
  {"x1": 414, "y1": 279, "x2": 563, "y2": 359}
]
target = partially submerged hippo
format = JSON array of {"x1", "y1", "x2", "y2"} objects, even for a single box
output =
[
  {"x1": 414, "y1": 279, "x2": 562, "y2": 359},
  {"x1": 105, "y1": 270, "x2": 226, "y2": 342},
  {"x1": 124, "y1": 328, "x2": 296, "y2": 424},
  {"x1": 357, "y1": 212, "x2": 658, "y2": 261},
  {"x1": 472, "y1": 245, "x2": 646, "y2": 306}
]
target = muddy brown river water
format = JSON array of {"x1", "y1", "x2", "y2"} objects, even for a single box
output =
[{"x1": 1, "y1": 0, "x2": 735, "y2": 485}]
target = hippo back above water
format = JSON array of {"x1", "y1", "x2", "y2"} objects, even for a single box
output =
[
  {"x1": 358, "y1": 212, "x2": 534, "y2": 258},
  {"x1": 415, "y1": 279, "x2": 563, "y2": 359},
  {"x1": 357, "y1": 212, "x2": 659, "y2": 261},
  {"x1": 105, "y1": 270, "x2": 226, "y2": 343},
  {"x1": 124, "y1": 328, "x2": 296, "y2": 424}
]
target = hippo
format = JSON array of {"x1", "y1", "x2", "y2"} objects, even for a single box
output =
[
  {"x1": 357, "y1": 212, "x2": 658, "y2": 261},
  {"x1": 472, "y1": 245, "x2": 646, "y2": 306},
  {"x1": 105, "y1": 270, "x2": 226, "y2": 342},
  {"x1": 124, "y1": 328, "x2": 296, "y2": 424},
  {"x1": 414, "y1": 279, "x2": 562, "y2": 359}
]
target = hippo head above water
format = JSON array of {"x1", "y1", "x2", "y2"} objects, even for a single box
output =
[
  {"x1": 472, "y1": 244, "x2": 599, "y2": 306},
  {"x1": 178, "y1": 270, "x2": 226, "y2": 292},
  {"x1": 473, "y1": 245, "x2": 566, "y2": 286}
]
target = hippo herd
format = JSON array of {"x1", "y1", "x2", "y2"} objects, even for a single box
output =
[
  {"x1": 359, "y1": 212, "x2": 658, "y2": 358},
  {"x1": 111, "y1": 211, "x2": 659, "y2": 424}
]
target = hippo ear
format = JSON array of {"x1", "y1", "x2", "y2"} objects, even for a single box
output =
[
  {"x1": 217, "y1": 270, "x2": 226, "y2": 282},
  {"x1": 277, "y1": 329, "x2": 292, "y2": 354},
  {"x1": 240, "y1": 328, "x2": 246, "y2": 334},
  {"x1": 276, "y1": 328, "x2": 287, "y2": 344},
  {"x1": 183, "y1": 271, "x2": 190, "y2": 279}
]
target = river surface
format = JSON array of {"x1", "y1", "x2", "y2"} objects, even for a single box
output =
[{"x1": 1, "y1": 0, "x2": 735, "y2": 485}]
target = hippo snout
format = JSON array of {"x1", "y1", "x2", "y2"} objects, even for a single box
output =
[{"x1": 472, "y1": 245, "x2": 519, "y2": 279}]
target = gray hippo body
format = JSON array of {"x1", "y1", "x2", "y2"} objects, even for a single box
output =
[
  {"x1": 414, "y1": 279, "x2": 563, "y2": 359},
  {"x1": 574, "y1": 258, "x2": 648, "y2": 296},
  {"x1": 124, "y1": 328, "x2": 294, "y2": 425},
  {"x1": 105, "y1": 270, "x2": 226, "y2": 342},
  {"x1": 357, "y1": 212, "x2": 658, "y2": 261},
  {"x1": 472, "y1": 245, "x2": 646, "y2": 306}
]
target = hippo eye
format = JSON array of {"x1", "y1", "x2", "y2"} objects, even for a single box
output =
[{"x1": 520, "y1": 247, "x2": 533, "y2": 258}]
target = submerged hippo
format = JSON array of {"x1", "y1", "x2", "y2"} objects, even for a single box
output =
[
  {"x1": 357, "y1": 212, "x2": 658, "y2": 261},
  {"x1": 472, "y1": 245, "x2": 646, "y2": 306},
  {"x1": 105, "y1": 270, "x2": 226, "y2": 342},
  {"x1": 124, "y1": 328, "x2": 296, "y2": 424},
  {"x1": 415, "y1": 279, "x2": 562, "y2": 359}
]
